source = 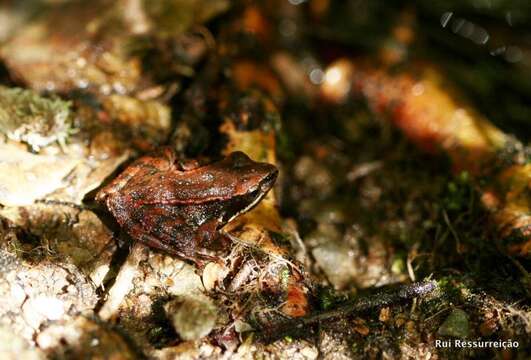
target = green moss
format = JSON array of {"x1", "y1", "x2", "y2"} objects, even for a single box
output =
[
  {"x1": 442, "y1": 171, "x2": 474, "y2": 212},
  {"x1": 317, "y1": 287, "x2": 348, "y2": 311},
  {"x1": 435, "y1": 276, "x2": 468, "y2": 303},
  {"x1": 319, "y1": 289, "x2": 335, "y2": 310},
  {"x1": 0, "y1": 86, "x2": 72, "y2": 151}
]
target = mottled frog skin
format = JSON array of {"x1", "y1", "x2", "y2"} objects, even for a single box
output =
[{"x1": 96, "y1": 147, "x2": 278, "y2": 264}]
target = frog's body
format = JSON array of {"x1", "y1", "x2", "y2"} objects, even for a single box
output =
[{"x1": 96, "y1": 147, "x2": 278, "y2": 264}]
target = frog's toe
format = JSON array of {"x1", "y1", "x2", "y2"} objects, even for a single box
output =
[{"x1": 194, "y1": 251, "x2": 225, "y2": 268}]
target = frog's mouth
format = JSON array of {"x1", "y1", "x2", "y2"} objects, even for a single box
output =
[{"x1": 224, "y1": 169, "x2": 278, "y2": 224}]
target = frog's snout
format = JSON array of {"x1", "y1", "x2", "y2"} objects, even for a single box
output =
[{"x1": 260, "y1": 167, "x2": 279, "y2": 193}]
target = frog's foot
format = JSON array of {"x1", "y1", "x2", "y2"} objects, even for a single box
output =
[
  {"x1": 194, "y1": 250, "x2": 225, "y2": 268},
  {"x1": 135, "y1": 232, "x2": 195, "y2": 261},
  {"x1": 195, "y1": 219, "x2": 229, "y2": 250}
]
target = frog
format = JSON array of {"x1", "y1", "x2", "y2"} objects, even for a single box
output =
[{"x1": 95, "y1": 147, "x2": 278, "y2": 265}]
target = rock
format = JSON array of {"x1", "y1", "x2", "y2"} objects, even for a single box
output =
[
  {"x1": 0, "y1": 143, "x2": 80, "y2": 206},
  {"x1": 312, "y1": 242, "x2": 355, "y2": 290},
  {"x1": 234, "y1": 319, "x2": 253, "y2": 333},
  {"x1": 0, "y1": 206, "x2": 115, "y2": 288},
  {"x1": 438, "y1": 308, "x2": 470, "y2": 338},
  {"x1": 0, "y1": 247, "x2": 98, "y2": 342},
  {"x1": 202, "y1": 262, "x2": 229, "y2": 291},
  {"x1": 164, "y1": 295, "x2": 217, "y2": 341},
  {"x1": 36, "y1": 316, "x2": 137, "y2": 359},
  {"x1": 0, "y1": 325, "x2": 45, "y2": 360},
  {"x1": 0, "y1": 1, "x2": 144, "y2": 95},
  {"x1": 97, "y1": 247, "x2": 208, "y2": 350}
]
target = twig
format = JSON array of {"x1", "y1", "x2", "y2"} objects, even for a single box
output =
[
  {"x1": 443, "y1": 210, "x2": 462, "y2": 254},
  {"x1": 256, "y1": 281, "x2": 437, "y2": 342},
  {"x1": 35, "y1": 198, "x2": 101, "y2": 211},
  {"x1": 35, "y1": 199, "x2": 84, "y2": 210}
]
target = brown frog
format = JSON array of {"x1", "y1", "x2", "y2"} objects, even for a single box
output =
[{"x1": 96, "y1": 147, "x2": 278, "y2": 265}]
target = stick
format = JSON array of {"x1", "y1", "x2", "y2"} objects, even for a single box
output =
[{"x1": 257, "y1": 281, "x2": 437, "y2": 342}]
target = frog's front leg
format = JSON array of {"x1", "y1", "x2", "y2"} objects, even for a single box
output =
[
  {"x1": 194, "y1": 218, "x2": 232, "y2": 251},
  {"x1": 127, "y1": 210, "x2": 224, "y2": 266},
  {"x1": 136, "y1": 231, "x2": 223, "y2": 267}
]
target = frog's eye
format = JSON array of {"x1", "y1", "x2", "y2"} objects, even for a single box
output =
[{"x1": 229, "y1": 151, "x2": 252, "y2": 168}]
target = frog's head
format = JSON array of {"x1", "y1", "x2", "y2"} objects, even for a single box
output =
[
  {"x1": 221, "y1": 151, "x2": 278, "y2": 223},
  {"x1": 227, "y1": 151, "x2": 278, "y2": 193}
]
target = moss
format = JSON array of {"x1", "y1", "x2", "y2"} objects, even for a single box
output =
[
  {"x1": 442, "y1": 171, "x2": 474, "y2": 213},
  {"x1": 435, "y1": 276, "x2": 470, "y2": 303},
  {"x1": 316, "y1": 286, "x2": 348, "y2": 311},
  {"x1": 0, "y1": 86, "x2": 72, "y2": 151},
  {"x1": 319, "y1": 289, "x2": 336, "y2": 310}
]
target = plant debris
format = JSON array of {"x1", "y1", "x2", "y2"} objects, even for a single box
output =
[{"x1": 0, "y1": 1, "x2": 529, "y2": 359}]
